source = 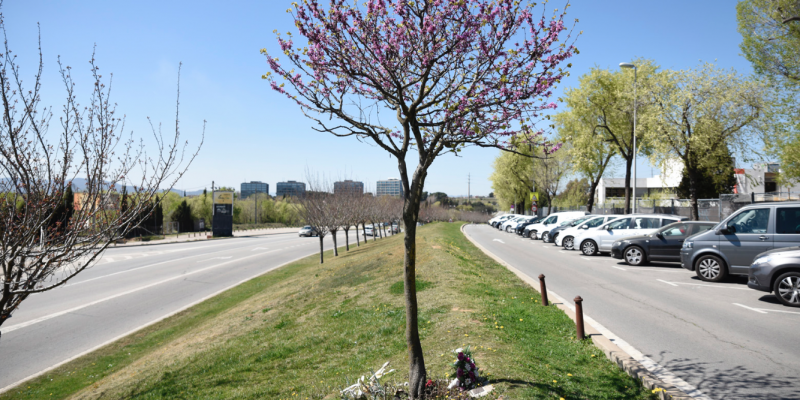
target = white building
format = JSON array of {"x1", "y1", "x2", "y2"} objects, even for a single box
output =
[
  {"x1": 595, "y1": 160, "x2": 683, "y2": 205},
  {"x1": 734, "y1": 163, "x2": 800, "y2": 195}
]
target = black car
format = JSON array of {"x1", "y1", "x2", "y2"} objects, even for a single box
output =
[
  {"x1": 611, "y1": 221, "x2": 717, "y2": 266},
  {"x1": 748, "y1": 247, "x2": 800, "y2": 307},
  {"x1": 543, "y1": 216, "x2": 595, "y2": 243},
  {"x1": 516, "y1": 217, "x2": 544, "y2": 236}
]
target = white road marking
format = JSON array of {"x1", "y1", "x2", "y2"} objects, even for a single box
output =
[
  {"x1": 251, "y1": 247, "x2": 269, "y2": 251},
  {"x1": 657, "y1": 279, "x2": 679, "y2": 287},
  {"x1": 104, "y1": 258, "x2": 115, "y2": 263},
  {"x1": 493, "y1": 239, "x2": 505, "y2": 244},
  {"x1": 662, "y1": 281, "x2": 750, "y2": 291},
  {"x1": 612, "y1": 266, "x2": 627, "y2": 271},
  {"x1": 581, "y1": 257, "x2": 595, "y2": 261},
  {"x1": 1, "y1": 250, "x2": 279, "y2": 334},
  {"x1": 733, "y1": 303, "x2": 768, "y2": 314},
  {"x1": 196, "y1": 256, "x2": 233, "y2": 262}
]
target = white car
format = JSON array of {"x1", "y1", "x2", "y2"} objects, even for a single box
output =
[
  {"x1": 500, "y1": 215, "x2": 529, "y2": 232},
  {"x1": 556, "y1": 215, "x2": 622, "y2": 249},
  {"x1": 489, "y1": 214, "x2": 514, "y2": 228},
  {"x1": 365, "y1": 225, "x2": 377, "y2": 236},
  {"x1": 577, "y1": 214, "x2": 688, "y2": 256},
  {"x1": 524, "y1": 211, "x2": 590, "y2": 240}
]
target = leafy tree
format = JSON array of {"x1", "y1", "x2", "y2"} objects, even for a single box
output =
[
  {"x1": 554, "y1": 100, "x2": 616, "y2": 212},
  {"x1": 738, "y1": 0, "x2": 800, "y2": 182},
  {"x1": 646, "y1": 63, "x2": 765, "y2": 220},
  {"x1": 171, "y1": 200, "x2": 194, "y2": 232},
  {"x1": 561, "y1": 59, "x2": 659, "y2": 213},
  {"x1": 263, "y1": 1, "x2": 577, "y2": 394},
  {"x1": 676, "y1": 145, "x2": 737, "y2": 199},
  {"x1": 738, "y1": 0, "x2": 800, "y2": 86},
  {"x1": 553, "y1": 178, "x2": 590, "y2": 208}
]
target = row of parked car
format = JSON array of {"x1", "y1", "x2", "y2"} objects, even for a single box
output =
[
  {"x1": 488, "y1": 202, "x2": 800, "y2": 308},
  {"x1": 299, "y1": 223, "x2": 400, "y2": 237}
]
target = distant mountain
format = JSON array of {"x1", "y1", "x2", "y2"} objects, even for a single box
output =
[{"x1": 67, "y1": 178, "x2": 205, "y2": 197}]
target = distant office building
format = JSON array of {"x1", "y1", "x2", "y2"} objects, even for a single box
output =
[
  {"x1": 334, "y1": 180, "x2": 364, "y2": 195},
  {"x1": 240, "y1": 181, "x2": 268, "y2": 199},
  {"x1": 376, "y1": 178, "x2": 403, "y2": 197},
  {"x1": 276, "y1": 180, "x2": 306, "y2": 197}
]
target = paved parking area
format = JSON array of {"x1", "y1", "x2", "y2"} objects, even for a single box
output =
[{"x1": 464, "y1": 224, "x2": 800, "y2": 400}]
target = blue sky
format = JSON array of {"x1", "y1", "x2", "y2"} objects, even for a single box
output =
[{"x1": 3, "y1": 1, "x2": 753, "y2": 197}]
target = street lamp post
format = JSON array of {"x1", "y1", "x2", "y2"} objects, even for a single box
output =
[{"x1": 619, "y1": 62, "x2": 637, "y2": 214}]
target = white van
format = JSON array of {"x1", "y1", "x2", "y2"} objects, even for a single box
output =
[
  {"x1": 556, "y1": 215, "x2": 622, "y2": 249},
  {"x1": 577, "y1": 214, "x2": 688, "y2": 256},
  {"x1": 488, "y1": 214, "x2": 514, "y2": 228},
  {"x1": 524, "y1": 211, "x2": 591, "y2": 240}
]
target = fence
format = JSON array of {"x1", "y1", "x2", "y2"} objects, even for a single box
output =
[{"x1": 523, "y1": 193, "x2": 799, "y2": 221}]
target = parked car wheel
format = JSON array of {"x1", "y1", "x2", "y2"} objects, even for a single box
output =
[
  {"x1": 563, "y1": 236, "x2": 574, "y2": 250},
  {"x1": 505, "y1": 226, "x2": 512, "y2": 233},
  {"x1": 541, "y1": 232, "x2": 550, "y2": 243},
  {"x1": 624, "y1": 246, "x2": 647, "y2": 266},
  {"x1": 551, "y1": 233, "x2": 559, "y2": 245},
  {"x1": 773, "y1": 272, "x2": 800, "y2": 307},
  {"x1": 581, "y1": 240, "x2": 598, "y2": 256},
  {"x1": 695, "y1": 255, "x2": 727, "y2": 282},
  {"x1": 523, "y1": 231, "x2": 531, "y2": 238}
]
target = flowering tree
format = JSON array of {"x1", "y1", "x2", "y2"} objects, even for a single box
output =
[
  {"x1": 263, "y1": 0, "x2": 577, "y2": 396},
  {"x1": 0, "y1": 17, "x2": 202, "y2": 336}
]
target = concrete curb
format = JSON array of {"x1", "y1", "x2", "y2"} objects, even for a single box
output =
[{"x1": 460, "y1": 223, "x2": 695, "y2": 400}]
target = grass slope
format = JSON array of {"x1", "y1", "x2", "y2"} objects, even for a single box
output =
[{"x1": 2, "y1": 223, "x2": 655, "y2": 400}]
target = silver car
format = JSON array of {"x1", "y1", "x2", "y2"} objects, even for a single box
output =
[{"x1": 748, "y1": 247, "x2": 800, "y2": 307}]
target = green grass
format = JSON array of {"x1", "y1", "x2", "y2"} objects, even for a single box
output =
[{"x1": 2, "y1": 222, "x2": 655, "y2": 400}]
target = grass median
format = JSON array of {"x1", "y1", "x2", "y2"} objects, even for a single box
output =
[{"x1": 2, "y1": 223, "x2": 655, "y2": 400}]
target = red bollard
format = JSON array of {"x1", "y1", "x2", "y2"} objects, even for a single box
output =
[
  {"x1": 574, "y1": 296, "x2": 585, "y2": 340},
  {"x1": 538, "y1": 274, "x2": 549, "y2": 306}
]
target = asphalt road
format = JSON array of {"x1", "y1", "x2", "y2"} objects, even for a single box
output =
[
  {"x1": 464, "y1": 224, "x2": 800, "y2": 400},
  {"x1": 0, "y1": 229, "x2": 373, "y2": 391}
]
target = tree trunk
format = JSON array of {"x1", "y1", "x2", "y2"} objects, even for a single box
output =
[
  {"x1": 331, "y1": 229, "x2": 339, "y2": 256},
  {"x1": 344, "y1": 227, "x2": 350, "y2": 251},
  {"x1": 587, "y1": 178, "x2": 600, "y2": 213},
  {"x1": 623, "y1": 156, "x2": 633, "y2": 214},
  {"x1": 687, "y1": 167, "x2": 700, "y2": 221},
  {"x1": 355, "y1": 225, "x2": 360, "y2": 246},
  {"x1": 318, "y1": 235, "x2": 324, "y2": 264},
  {"x1": 362, "y1": 223, "x2": 367, "y2": 243},
  {"x1": 402, "y1": 201, "x2": 426, "y2": 399}
]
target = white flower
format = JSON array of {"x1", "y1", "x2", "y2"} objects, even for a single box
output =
[
  {"x1": 466, "y1": 378, "x2": 472, "y2": 385},
  {"x1": 465, "y1": 364, "x2": 471, "y2": 372},
  {"x1": 455, "y1": 348, "x2": 464, "y2": 353}
]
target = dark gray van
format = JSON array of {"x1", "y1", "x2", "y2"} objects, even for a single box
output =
[{"x1": 680, "y1": 202, "x2": 800, "y2": 282}]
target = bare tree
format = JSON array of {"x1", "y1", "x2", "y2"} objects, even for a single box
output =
[{"x1": 0, "y1": 19, "x2": 202, "y2": 335}]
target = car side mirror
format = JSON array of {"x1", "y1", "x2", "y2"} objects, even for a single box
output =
[
  {"x1": 716, "y1": 227, "x2": 731, "y2": 235},
  {"x1": 606, "y1": 226, "x2": 613, "y2": 231},
  {"x1": 580, "y1": 225, "x2": 588, "y2": 229},
  {"x1": 655, "y1": 232, "x2": 664, "y2": 239}
]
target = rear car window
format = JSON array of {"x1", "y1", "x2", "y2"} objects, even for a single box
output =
[
  {"x1": 660, "y1": 218, "x2": 678, "y2": 227},
  {"x1": 634, "y1": 217, "x2": 661, "y2": 229},
  {"x1": 776, "y1": 208, "x2": 800, "y2": 234}
]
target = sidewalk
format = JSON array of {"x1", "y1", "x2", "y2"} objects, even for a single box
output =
[{"x1": 112, "y1": 227, "x2": 300, "y2": 248}]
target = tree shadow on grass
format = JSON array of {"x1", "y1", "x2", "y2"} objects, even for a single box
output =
[{"x1": 649, "y1": 351, "x2": 800, "y2": 400}]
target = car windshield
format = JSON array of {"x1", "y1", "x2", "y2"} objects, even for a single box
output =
[
  {"x1": 542, "y1": 215, "x2": 557, "y2": 224},
  {"x1": 569, "y1": 217, "x2": 591, "y2": 226},
  {"x1": 303, "y1": 226, "x2": 311, "y2": 229},
  {"x1": 583, "y1": 217, "x2": 606, "y2": 228}
]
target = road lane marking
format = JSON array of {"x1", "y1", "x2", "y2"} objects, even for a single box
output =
[
  {"x1": 196, "y1": 256, "x2": 233, "y2": 262},
  {"x1": 612, "y1": 266, "x2": 627, "y2": 271},
  {"x1": 251, "y1": 247, "x2": 269, "y2": 251},
  {"x1": 493, "y1": 239, "x2": 505, "y2": 244},
  {"x1": 661, "y1": 281, "x2": 750, "y2": 290},
  {"x1": 733, "y1": 303, "x2": 768, "y2": 314},
  {"x1": 1, "y1": 250, "x2": 279, "y2": 334},
  {"x1": 657, "y1": 279, "x2": 679, "y2": 287}
]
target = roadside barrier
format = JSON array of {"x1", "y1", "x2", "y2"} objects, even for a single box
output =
[
  {"x1": 574, "y1": 296, "x2": 585, "y2": 340},
  {"x1": 538, "y1": 274, "x2": 549, "y2": 306}
]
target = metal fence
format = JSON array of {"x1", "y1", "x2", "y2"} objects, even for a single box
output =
[{"x1": 527, "y1": 193, "x2": 800, "y2": 221}]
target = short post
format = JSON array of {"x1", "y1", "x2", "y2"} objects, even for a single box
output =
[
  {"x1": 538, "y1": 274, "x2": 549, "y2": 306},
  {"x1": 574, "y1": 296, "x2": 585, "y2": 340}
]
